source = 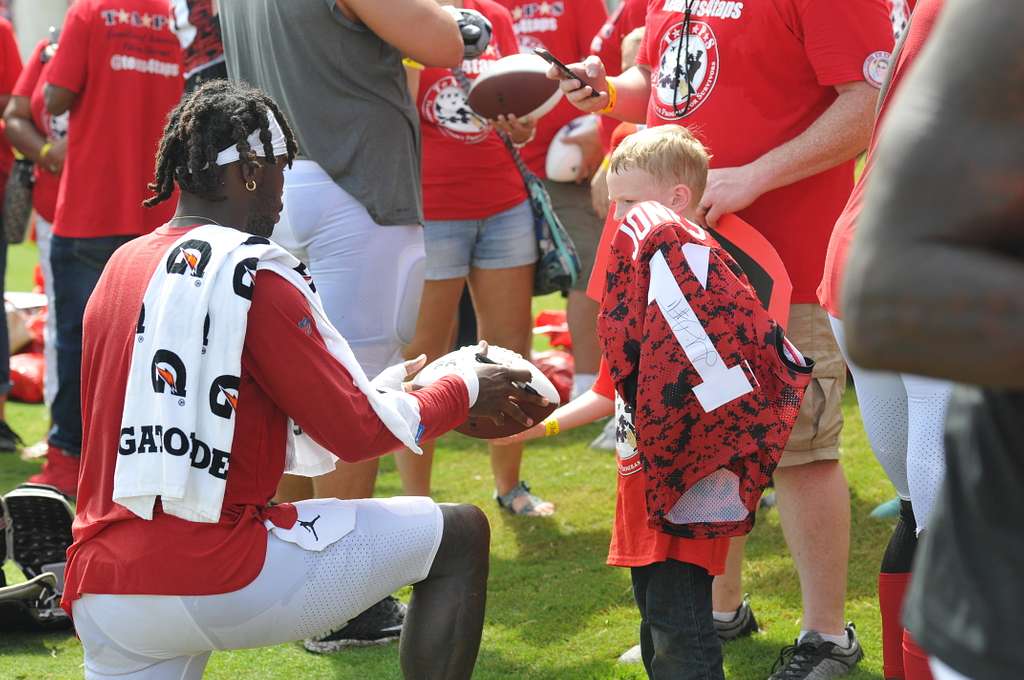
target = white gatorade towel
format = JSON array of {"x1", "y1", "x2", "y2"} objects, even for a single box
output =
[{"x1": 114, "y1": 225, "x2": 424, "y2": 524}]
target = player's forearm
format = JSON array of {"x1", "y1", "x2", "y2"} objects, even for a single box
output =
[
  {"x1": 843, "y1": 0, "x2": 1024, "y2": 388},
  {"x1": 605, "y1": 66, "x2": 651, "y2": 124},
  {"x1": 746, "y1": 82, "x2": 875, "y2": 195}
]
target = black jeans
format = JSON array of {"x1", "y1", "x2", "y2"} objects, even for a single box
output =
[
  {"x1": 631, "y1": 559, "x2": 724, "y2": 680},
  {"x1": 0, "y1": 230, "x2": 10, "y2": 398},
  {"x1": 49, "y1": 234, "x2": 134, "y2": 455}
]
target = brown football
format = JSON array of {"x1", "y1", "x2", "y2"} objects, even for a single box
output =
[
  {"x1": 412, "y1": 346, "x2": 560, "y2": 440},
  {"x1": 467, "y1": 53, "x2": 563, "y2": 120}
]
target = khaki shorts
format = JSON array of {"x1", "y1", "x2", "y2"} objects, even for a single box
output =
[
  {"x1": 543, "y1": 179, "x2": 603, "y2": 292},
  {"x1": 777, "y1": 304, "x2": 848, "y2": 468}
]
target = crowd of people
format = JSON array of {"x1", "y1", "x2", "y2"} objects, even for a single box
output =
[{"x1": 0, "y1": 1, "x2": 1018, "y2": 680}]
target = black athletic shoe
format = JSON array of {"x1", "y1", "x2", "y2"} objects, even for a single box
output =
[
  {"x1": 4, "y1": 484, "x2": 75, "y2": 582},
  {"x1": 715, "y1": 596, "x2": 759, "y2": 642},
  {"x1": 0, "y1": 421, "x2": 23, "y2": 453},
  {"x1": 304, "y1": 596, "x2": 407, "y2": 653},
  {"x1": 769, "y1": 624, "x2": 864, "y2": 680}
]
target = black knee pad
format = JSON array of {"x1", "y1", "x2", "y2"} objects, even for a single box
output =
[{"x1": 881, "y1": 499, "x2": 918, "y2": 573}]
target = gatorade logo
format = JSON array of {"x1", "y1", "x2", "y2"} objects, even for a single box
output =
[
  {"x1": 294, "y1": 263, "x2": 316, "y2": 293},
  {"x1": 136, "y1": 304, "x2": 146, "y2": 335},
  {"x1": 166, "y1": 239, "x2": 212, "y2": 278},
  {"x1": 233, "y1": 257, "x2": 258, "y2": 300},
  {"x1": 118, "y1": 426, "x2": 230, "y2": 480},
  {"x1": 209, "y1": 375, "x2": 240, "y2": 419},
  {"x1": 151, "y1": 349, "x2": 187, "y2": 397}
]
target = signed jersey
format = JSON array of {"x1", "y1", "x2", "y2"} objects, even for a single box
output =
[{"x1": 598, "y1": 202, "x2": 812, "y2": 538}]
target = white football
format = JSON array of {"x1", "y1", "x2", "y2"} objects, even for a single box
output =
[
  {"x1": 545, "y1": 114, "x2": 600, "y2": 182},
  {"x1": 412, "y1": 345, "x2": 561, "y2": 439}
]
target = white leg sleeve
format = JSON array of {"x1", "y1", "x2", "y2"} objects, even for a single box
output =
[
  {"x1": 829, "y1": 315, "x2": 910, "y2": 499},
  {"x1": 902, "y1": 373, "x2": 952, "y2": 531}
]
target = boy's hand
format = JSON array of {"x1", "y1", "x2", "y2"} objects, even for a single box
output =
[
  {"x1": 492, "y1": 421, "x2": 546, "y2": 444},
  {"x1": 547, "y1": 56, "x2": 610, "y2": 114}
]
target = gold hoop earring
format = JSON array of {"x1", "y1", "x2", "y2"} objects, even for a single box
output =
[{"x1": 245, "y1": 179, "x2": 257, "y2": 192}]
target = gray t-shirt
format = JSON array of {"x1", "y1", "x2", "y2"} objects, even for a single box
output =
[{"x1": 219, "y1": 0, "x2": 422, "y2": 226}]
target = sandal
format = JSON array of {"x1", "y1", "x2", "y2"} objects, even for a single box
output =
[{"x1": 495, "y1": 481, "x2": 554, "y2": 517}]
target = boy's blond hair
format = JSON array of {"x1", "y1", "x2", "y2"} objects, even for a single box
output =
[{"x1": 609, "y1": 126, "x2": 710, "y2": 203}]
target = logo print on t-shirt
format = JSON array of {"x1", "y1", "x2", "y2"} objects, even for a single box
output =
[
  {"x1": 862, "y1": 50, "x2": 891, "y2": 89},
  {"x1": 209, "y1": 374, "x2": 240, "y2": 419},
  {"x1": 151, "y1": 349, "x2": 187, "y2": 398},
  {"x1": 615, "y1": 396, "x2": 642, "y2": 476},
  {"x1": 653, "y1": 20, "x2": 719, "y2": 120},
  {"x1": 166, "y1": 239, "x2": 212, "y2": 278},
  {"x1": 422, "y1": 75, "x2": 491, "y2": 144}
]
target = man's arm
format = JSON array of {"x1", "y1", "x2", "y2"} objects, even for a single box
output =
[
  {"x1": 698, "y1": 81, "x2": 877, "y2": 226},
  {"x1": 843, "y1": 0, "x2": 1024, "y2": 387},
  {"x1": 554, "y1": 58, "x2": 652, "y2": 124},
  {"x1": 335, "y1": 0, "x2": 462, "y2": 68},
  {"x1": 44, "y1": 84, "x2": 76, "y2": 116}
]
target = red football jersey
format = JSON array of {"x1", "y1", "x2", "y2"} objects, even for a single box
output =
[
  {"x1": 637, "y1": 0, "x2": 893, "y2": 302},
  {"x1": 418, "y1": 0, "x2": 527, "y2": 220},
  {"x1": 171, "y1": 0, "x2": 224, "y2": 79},
  {"x1": 598, "y1": 202, "x2": 811, "y2": 539}
]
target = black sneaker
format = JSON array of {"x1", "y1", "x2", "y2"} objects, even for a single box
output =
[
  {"x1": 715, "y1": 596, "x2": 759, "y2": 642},
  {"x1": 0, "y1": 421, "x2": 23, "y2": 453},
  {"x1": 303, "y1": 596, "x2": 407, "y2": 653},
  {"x1": 4, "y1": 484, "x2": 75, "y2": 581},
  {"x1": 769, "y1": 624, "x2": 864, "y2": 679}
]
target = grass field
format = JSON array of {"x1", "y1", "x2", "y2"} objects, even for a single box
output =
[{"x1": 0, "y1": 240, "x2": 894, "y2": 679}]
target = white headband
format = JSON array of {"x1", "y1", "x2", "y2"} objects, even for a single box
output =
[{"x1": 214, "y1": 110, "x2": 288, "y2": 166}]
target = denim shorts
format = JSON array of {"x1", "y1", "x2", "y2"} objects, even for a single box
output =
[{"x1": 423, "y1": 199, "x2": 537, "y2": 280}]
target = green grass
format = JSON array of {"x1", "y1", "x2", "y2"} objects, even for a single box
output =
[{"x1": 0, "y1": 246, "x2": 893, "y2": 679}]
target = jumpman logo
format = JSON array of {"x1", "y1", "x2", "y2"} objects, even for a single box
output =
[{"x1": 298, "y1": 514, "x2": 321, "y2": 542}]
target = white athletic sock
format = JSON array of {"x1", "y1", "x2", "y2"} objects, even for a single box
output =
[
  {"x1": 713, "y1": 609, "x2": 739, "y2": 623},
  {"x1": 572, "y1": 373, "x2": 597, "y2": 399},
  {"x1": 799, "y1": 629, "x2": 851, "y2": 648}
]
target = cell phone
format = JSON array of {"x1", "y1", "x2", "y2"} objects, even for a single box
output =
[{"x1": 533, "y1": 47, "x2": 601, "y2": 98}]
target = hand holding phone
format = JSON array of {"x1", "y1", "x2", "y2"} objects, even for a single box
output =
[{"x1": 534, "y1": 48, "x2": 601, "y2": 99}]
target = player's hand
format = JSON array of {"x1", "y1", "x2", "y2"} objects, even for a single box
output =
[
  {"x1": 41, "y1": 137, "x2": 67, "y2": 175},
  {"x1": 372, "y1": 354, "x2": 429, "y2": 392},
  {"x1": 493, "y1": 113, "x2": 535, "y2": 146},
  {"x1": 563, "y1": 121, "x2": 604, "y2": 183},
  {"x1": 698, "y1": 165, "x2": 768, "y2": 228},
  {"x1": 470, "y1": 342, "x2": 549, "y2": 427},
  {"x1": 590, "y1": 162, "x2": 610, "y2": 217},
  {"x1": 547, "y1": 55, "x2": 609, "y2": 114}
]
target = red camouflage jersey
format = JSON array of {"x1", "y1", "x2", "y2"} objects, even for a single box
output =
[{"x1": 598, "y1": 202, "x2": 811, "y2": 539}]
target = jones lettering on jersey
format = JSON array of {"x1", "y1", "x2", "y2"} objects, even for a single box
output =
[
  {"x1": 661, "y1": 0, "x2": 744, "y2": 20},
  {"x1": 118, "y1": 426, "x2": 230, "y2": 480},
  {"x1": 618, "y1": 203, "x2": 703, "y2": 260},
  {"x1": 647, "y1": 250, "x2": 753, "y2": 412}
]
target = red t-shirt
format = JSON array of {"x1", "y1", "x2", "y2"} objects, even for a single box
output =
[
  {"x1": 12, "y1": 38, "x2": 65, "y2": 224},
  {"x1": 495, "y1": 0, "x2": 607, "y2": 177},
  {"x1": 419, "y1": 0, "x2": 527, "y2": 220},
  {"x1": 592, "y1": 358, "x2": 729, "y2": 572},
  {"x1": 45, "y1": 0, "x2": 183, "y2": 238},
  {"x1": 589, "y1": 0, "x2": 646, "y2": 152},
  {"x1": 63, "y1": 225, "x2": 471, "y2": 615},
  {"x1": 0, "y1": 18, "x2": 22, "y2": 197},
  {"x1": 818, "y1": 0, "x2": 942, "y2": 318},
  {"x1": 637, "y1": 0, "x2": 893, "y2": 303}
]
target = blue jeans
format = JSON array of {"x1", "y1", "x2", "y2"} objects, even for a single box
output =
[
  {"x1": 631, "y1": 560, "x2": 724, "y2": 680},
  {"x1": 49, "y1": 234, "x2": 134, "y2": 455}
]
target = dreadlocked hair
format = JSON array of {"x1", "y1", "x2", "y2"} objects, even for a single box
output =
[{"x1": 144, "y1": 79, "x2": 299, "y2": 208}]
